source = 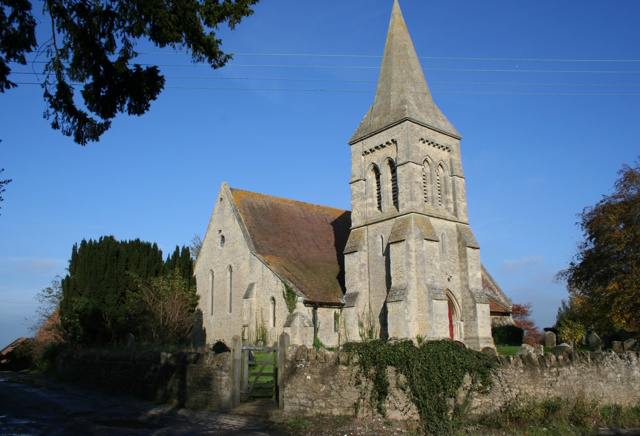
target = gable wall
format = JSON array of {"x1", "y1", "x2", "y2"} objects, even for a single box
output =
[{"x1": 195, "y1": 186, "x2": 290, "y2": 347}]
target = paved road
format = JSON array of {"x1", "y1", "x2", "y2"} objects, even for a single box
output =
[{"x1": 0, "y1": 373, "x2": 272, "y2": 435}]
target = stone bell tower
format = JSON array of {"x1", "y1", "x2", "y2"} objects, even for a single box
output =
[{"x1": 341, "y1": 0, "x2": 494, "y2": 350}]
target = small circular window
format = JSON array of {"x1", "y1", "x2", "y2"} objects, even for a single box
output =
[{"x1": 220, "y1": 235, "x2": 225, "y2": 247}]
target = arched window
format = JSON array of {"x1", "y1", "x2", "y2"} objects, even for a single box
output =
[
  {"x1": 436, "y1": 165, "x2": 445, "y2": 209},
  {"x1": 388, "y1": 159, "x2": 399, "y2": 211},
  {"x1": 440, "y1": 233, "x2": 446, "y2": 254},
  {"x1": 422, "y1": 160, "x2": 431, "y2": 204},
  {"x1": 370, "y1": 165, "x2": 382, "y2": 212},
  {"x1": 209, "y1": 270, "x2": 214, "y2": 315},
  {"x1": 271, "y1": 297, "x2": 276, "y2": 328},
  {"x1": 228, "y1": 265, "x2": 233, "y2": 313}
]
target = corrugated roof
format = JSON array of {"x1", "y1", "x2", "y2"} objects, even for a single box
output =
[
  {"x1": 231, "y1": 189, "x2": 351, "y2": 305},
  {"x1": 350, "y1": 0, "x2": 460, "y2": 144}
]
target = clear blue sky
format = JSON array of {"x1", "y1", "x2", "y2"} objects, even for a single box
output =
[{"x1": 1, "y1": 0, "x2": 639, "y2": 348}]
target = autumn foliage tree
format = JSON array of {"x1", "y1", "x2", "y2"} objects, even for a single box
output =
[
  {"x1": 511, "y1": 302, "x2": 543, "y2": 346},
  {"x1": 557, "y1": 159, "x2": 640, "y2": 334}
]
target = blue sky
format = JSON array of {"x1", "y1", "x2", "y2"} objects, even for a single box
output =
[{"x1": 1, "y1": 0, "x2": 639, "y2": 348}]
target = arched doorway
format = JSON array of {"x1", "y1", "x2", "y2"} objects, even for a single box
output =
[{"x1": 446, "y1": 292, "x2": 462, "y2": 341}]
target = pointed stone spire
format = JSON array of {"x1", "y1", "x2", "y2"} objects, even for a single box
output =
[{"x1": 350, "y1": 0, "x2": 460, "y2": 144}]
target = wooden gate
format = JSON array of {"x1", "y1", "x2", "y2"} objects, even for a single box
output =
[{"x1": 241, "y1": 345, "x2": 278, "y2": 402}]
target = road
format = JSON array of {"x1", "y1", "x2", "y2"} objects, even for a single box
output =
[{"x1": 0, "y1": 373, "x2": 272, "y2": 435}]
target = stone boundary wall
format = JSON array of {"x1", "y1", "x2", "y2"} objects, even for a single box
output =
[
  {"x1": 281, "y1": 345, "x2": 640, "y2": 418},
  {"x1": 56, "y1": 349, "x2": 239, "y2": 411}
]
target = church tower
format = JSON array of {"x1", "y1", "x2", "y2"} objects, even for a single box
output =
[{"x1": 342, "y1": 0, "x2": 494, "y2": 349}]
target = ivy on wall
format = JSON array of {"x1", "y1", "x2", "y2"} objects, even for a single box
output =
[
  {"x1": 343, "y1": 340, "x2": 496, "y2": 434},
  {"x1": 283, "y1": 283, "x2": 297, "y2": 314}
]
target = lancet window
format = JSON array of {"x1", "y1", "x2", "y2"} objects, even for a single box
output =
[
  {"x1": 228, "y1": 265, "x2": 233, "y2": 313},
  {"x1": 422, "y1": 160, "x2": 431, "y2": 204},
  {"x1": 209, "y1": 270, "x2": 214, "y2": 315},
  {"x1": 371, "y1": 165, "x2": 382, "y2": 212},
  {"x1": 271, "y1": 297, "x2": 276, "y2": 328},
  {"x1": 388, "y1": 159, "x2": 399, "y2": 210}
]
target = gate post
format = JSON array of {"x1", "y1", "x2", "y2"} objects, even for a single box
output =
[
  {"x1": 231, "y1": 335, "x2": 242, "y2": 408},
  {"x1": 278, "y1": 332, "x2": 290, "y2": 410}
]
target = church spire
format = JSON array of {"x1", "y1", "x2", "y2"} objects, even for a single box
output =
[{"x1": 349, "y1": 0, "x2": 460, "y2": 144}]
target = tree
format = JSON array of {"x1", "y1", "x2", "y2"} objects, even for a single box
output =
[
  {"x1": 127, "y1": 270, "x2": 199, "y2": 344},
  {"x1": 59, "y1": 236, "x2": 198, "y2": 345},
  {"x1": 189, "y1": 233, "x2": 203, "y2": 263},
  {"x1": 0, "y1": 0, "x2": 37, "y2": 92},
  {"x1": 0, "y1": 167, "x2": 10, "y2": 216},
  {"x1": 555, "y1": 299, "x2": 586, "y2": 348},
  {"x1": 30, "y1": 275, "x2": 63, "y2": 335},
  {"x1": 511, "y1": 302, "x2": 542, "y2": 346},
  {"x1": 1, "y1": 0, "x2": 259, "y2": 145},
  {"x1": 557, "y1": 159, "x2": 640, "y2": 333}
]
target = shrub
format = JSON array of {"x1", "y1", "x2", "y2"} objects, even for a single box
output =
[{"x1": 492, "y1": 325, "x2": 524, "y2": 346}]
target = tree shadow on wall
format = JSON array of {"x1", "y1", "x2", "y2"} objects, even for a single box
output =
[{"x1": 192, "y1": 309, "x2": 207, "y2": 348}]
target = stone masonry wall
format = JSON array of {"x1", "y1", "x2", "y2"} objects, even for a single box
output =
[
  {"x1": 282, "y1": 345, "x2": 418, "y2": 420},
  {"x1": 281, "y1": 345, "x2": 640, "y2": 418},
  {"x1": 56, "y1": 349, "x2": 235, "y2": 411}
]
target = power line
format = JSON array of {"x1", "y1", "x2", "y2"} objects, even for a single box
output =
[
  {"x1": 14, "y1": 60, "x2": 640, "y2": 74},
  {"x1": 136, "y1": 52, "x2": 640, "y2": 63},
  {"x1": 13, "y1": 82, "x2": 640, "y2": 96},
  {"x1": 12, "y1": 71, "x2": 640, "y2": 87}
]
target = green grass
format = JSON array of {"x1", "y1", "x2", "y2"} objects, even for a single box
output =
[
  {"x1": 246, "y1": 351, "x2": 276, "y2": 398},
  {"x1": 496, "y1": 345, "x2": 521, "y2": 355},
  {"x1": 472, "y1": 395, "x2": 640, "y2": 434}
]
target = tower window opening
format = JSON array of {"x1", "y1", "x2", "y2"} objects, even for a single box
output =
[
  {"x1": 373, "y1": 166, "x2": 382, "y2": 211},
  {"x1": 422, "y1": 163, "x2": 430, "y2": 204},
  {"x1": 390, "y1": 161, "x2": 399, "y2": 210},
  {"x1": 436, "y1": 166, "x2": 444, "y2": 208}
]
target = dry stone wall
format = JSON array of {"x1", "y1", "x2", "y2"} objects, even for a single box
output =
[
  {"x1": 281, "y1": 345, "x2": 418, "y2": 420},
  {"x1": 281, "y1": 346, "x2": 640, "y2": 418},
  {"x1": 55, "y1": 349, "x2": 236, "y2": 411}
]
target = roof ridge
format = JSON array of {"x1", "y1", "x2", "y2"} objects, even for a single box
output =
[{"x1": 230, "y1": 187, "x2": 349, "y2": 215}]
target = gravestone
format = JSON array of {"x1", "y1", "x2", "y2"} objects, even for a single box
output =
[
  {"x1": 623, "y1": 338, "x2": 637, "y2": 351},
  {"x1": 587, "y1": 332, "x2": 602, "y2": 351},
  {"x1": 553, "y1": 343, "x2": 572, "y2": 357},
  {"x1": 534, "y1": 345, "x2": 544, "y2": 355},
  {"x1": 544, "y1": 331, "x2": 557, "y2": 349},
  {"x1": 612, "y1": 341, "x2": 624, "y2": 353},
  {"x1": 515, "y1": 344, "x2": 534, "y2": 356}
]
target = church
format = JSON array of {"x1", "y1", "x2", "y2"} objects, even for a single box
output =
[{"x1": 194, "y1": 0, "x2": 511, "y2": 350}]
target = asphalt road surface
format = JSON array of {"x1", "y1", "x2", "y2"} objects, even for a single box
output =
[{"x1": 0, "y1": 373, "x2": 271, "y2": 435}]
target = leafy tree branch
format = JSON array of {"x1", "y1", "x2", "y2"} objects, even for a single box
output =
[{"x1": 1, "y1": 0, "x2": 259, "y2": 144}]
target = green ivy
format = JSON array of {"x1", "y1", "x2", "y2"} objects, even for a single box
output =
[
  {"x1": 343, "y1": 340, "x2": 497, "y2": 434},
  {"x1": 283, "y1": 283, "x2": 297, "y2": 314}
]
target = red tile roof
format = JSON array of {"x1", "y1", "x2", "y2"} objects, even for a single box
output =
[
  {"x1": 230, "y1": 188, "x2": 509, "y2": 308},
  {"x1": 231, "y1": 189, "x2": 351, "y2": 305}
]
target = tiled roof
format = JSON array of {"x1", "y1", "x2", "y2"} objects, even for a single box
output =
[
  {"x1": 34, "y1": 307, "x2": 63, "y2": 344},
  {"x1": 231, "y1": 189, "x2": 351, "y2": 305},
  {"x1": 230, "y1": 188, "x2": 508, "y2": 308},
  {"x1": 482, "y1": 265, "x2": 512, "y2": 313}
]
